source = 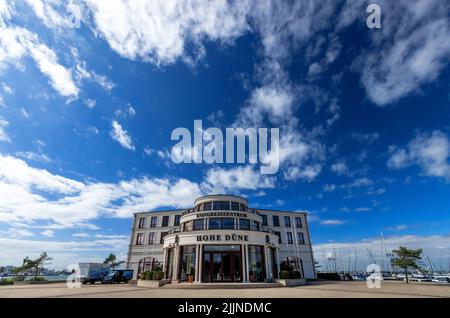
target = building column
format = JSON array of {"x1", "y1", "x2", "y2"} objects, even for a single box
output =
[
  {"x1": 196, "y1": 244, "x2": 203, "y2": 283},
  {"x1": 162, "y1": 248, "x2": 168, "y2": 279},
  {"x1": 245, "y1": 244, "x2": 250, "y2": 283},
  {"x1": 276, "y1": 247, "x2": 281, "y2": 276},
  {"x1": 171, "y1": 245, "x2": 180, "y2": 283},
  {"x1": 264, "y1": 246, "x2": 270, "y2": 281}
]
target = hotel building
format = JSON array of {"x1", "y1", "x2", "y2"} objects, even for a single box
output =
[{"x1": 126, "y1": 195, "x2": 316, "y2": 283}]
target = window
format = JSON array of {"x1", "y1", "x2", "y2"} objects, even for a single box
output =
[
  {"x1": 274, "y1": 231, "x2": 282, "y2": 244},
  {"x1": 150, "y1": 216, "x2": 158, "y2": 228},
  {"x1": 239, "y1": 218, "x2": 250, "y2": 230},
  {"x1": 284, "y1": 216, "x2": 291, "y2": 227},
  {"x1": 160, "y1": 231, "x2": 168, "y2": 244},
  {"x1": 174, "y1": 215, "x2": 181, "y2": 226},
  {"x1": 295, "y1": 217, "x2": 303, "y2": 228},
  {"x1": 162, "y1": 215, "x2": 169, "y2": 227},
  {"x1": 251, "y1": 221, "x2": 260, "y2": 231},
  {"x1": 239, "y1": 203, "x2": 245, "y2": 211},
  {"x1": 208, "y1": 218, "x2": 221, "y2": 230},
  {"x1": 231, "y1": 202, "x2": 240, "y2": 211},
  {"x1": 148, "y1": 232, "x2": 156, "y2": 244},
  {"x1": 261, "y1": 214, "x2": 268, "y2": 226},
  {"x1": 248, "y1": 245, "x2": 265, "y2": 282},
  {"x1": 193, "y1": 219, "x2": 204, "y2": 231},
  {"x1": 297, "y1": 232, "x2": 305, "y2": 244},
  {"x1": 179, "y1": 246, "x2": 196, "y2": 282},
  {"x1": 213, "y1": 201, "x2": 222, "y2": 210},
  {"x1": 286, "y1": 231, "x2": 293, "y2": 244},
  {"x1": 136, "y1": 233, "x2": 144, "y2": 245},
  {"x1": 138, "y1": 217, "x2": 146, "y2": 228},
  {"x1": 221, "y1": 201, "x2": 230, "y2": 210},
  {"x1": 208, "y1": 218, "x2": 235, "y2": 230},
  {"x1": 198, "y1": 204, "x2": 203, "y2": 211},
  {"x1": 203, "y1": 202, "x2": 212, "y2": 211},
  {"x1": 222, "y1": 218, "x2": 234, "y2": 229},
  {"x1": 272, "y1": 215, "x2": 280, "y2": 227}
]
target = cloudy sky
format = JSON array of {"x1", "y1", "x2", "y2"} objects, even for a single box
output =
[{"x1": 1, "y1": 0, "x2": 450, "y2": 270}]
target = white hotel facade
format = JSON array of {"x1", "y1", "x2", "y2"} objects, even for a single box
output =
[{"x1": 126, "y1": 195, "x2": 316, "y2": 283}]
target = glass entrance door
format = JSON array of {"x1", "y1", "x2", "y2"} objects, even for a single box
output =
[{"x1": 202, "y1": 245, "x2": 242, "y2": 283}]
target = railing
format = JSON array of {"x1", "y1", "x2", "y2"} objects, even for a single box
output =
[
  {"x1": 166, "y1": 225, "x2": 276, "y2": 235},
  {"x1": 181, "y1": 207, "x2": 261, "y2": 216}
]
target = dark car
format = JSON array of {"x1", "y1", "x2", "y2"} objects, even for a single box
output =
[{"x1": 101, "y1": 270, "x2": 133, "y2": 284}]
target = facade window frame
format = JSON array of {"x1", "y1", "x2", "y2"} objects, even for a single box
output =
[
  {"x1": 162, "y1": 215, "x2": 169, "y2": 227},
  {"x1": 150, "y1": 216, "x2": 158, "y2": 228},
  {"x1": 261, "y1": 214, "x2": 268, "y2": 226},
  {"x1": 138, "y1": 217, "x2": 146, "y2": 228},
  {"x1": 136, "y1": 233, "x2": 144, "y2": 245},
  {"x1": 284, "y1": 216, "x2": 291, "y2": 227},
  {"x1": 272, "y1": 215, "x2": 280, "y2": 227},
  {"x1": 286, "y1": 231, "x2": 293, "y2": 244},
  {"x1": 295, "y1": 216, "x2": 303, "y2": 228},
  {"x1": 297, "y1": 232, "x2": 305, "y2": 244}
]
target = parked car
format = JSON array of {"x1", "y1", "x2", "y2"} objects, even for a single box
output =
[{"x1": 101, "y1": 270, "x2": 133, "y2": 284}]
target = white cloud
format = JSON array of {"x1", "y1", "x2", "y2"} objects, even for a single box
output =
[
  {"x1": 0, "y1": 154, "x2": 205, "y2": 227},
  {"x1": 283, "y1": 165, "x2": 321, "y2": 182},
  {"x1": 0, "y1": 115, "x2": 11, "y2": 142},
  {"x1": 84, "y1": 0, "x2": 251, "y2": 65},
  {"x1": 73, "y1": 232, "x2": 90, "y2": 238},
  {"x1": 1, "y1": 228, "x2": 34, "y2": 238},
  {"x1": 353, "y1": 0, "x2": 450, "y2": 105},
  {"x1": 388, "y1": 131, "x2": 450, "y2": 180},
  {"x1": 331, "y1": 161, "x2": 348, "y2": 176},
  {"x1": 20, "y1": 107, "x2": 30, "y2": 118},
  {"x1": 40, "y1": 229, "x2": 54, "y2": 237},
  {"x1": 387, "y1": 224, "x2": 408, "y2": 231},
  {"x1": 0, "y1": 5, "x2": 79, "y2": 97},
  {"x1": 143, "y1": 146, "x2": 155, "y2": 157},
  {"x1": 320, "y1": 219, "x2": 346, "y2": 226},
  {"x1": 109, "y1": 120, "x2": 135, "y2": 151},
  {"x1": 2, "y1": 82, "x2": 13, "y2": 94},
  {"x1": 128, "y1": 105, "x2": 136, "y2": 117},
  {"x1": 83, "y1": 98, "x2": 96, "y2": 108},
  {"x1": 202, "y1": 166, "x2": 275, "y2": 193},
  {"x1": 15, "y1": 151, "x2": 51, "y2": 163}
]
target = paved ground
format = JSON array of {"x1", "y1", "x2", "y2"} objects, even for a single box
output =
[{"x1": 0, "y1": 281, "x2": 449, "y2": 298}]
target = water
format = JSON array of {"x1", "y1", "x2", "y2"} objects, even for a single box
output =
[{"x1": 1, "y1": 275, "x2": 69, "y2": 282}]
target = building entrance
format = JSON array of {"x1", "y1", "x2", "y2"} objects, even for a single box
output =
[{"x1": 202, "y1": 245, "x2": 242, "y2": 282}]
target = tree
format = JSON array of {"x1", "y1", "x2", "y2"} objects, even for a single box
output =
[
  {"x1": 103, "y1": 253, "x2": 125, "y2": 270},
  {"x1": 391, "y1": 246, "x2": 422, "y2": 284},
  {"x1": 13, "y1": 252, "x2": 53, "y2": 279}
]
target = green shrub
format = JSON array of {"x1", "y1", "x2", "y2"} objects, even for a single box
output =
[
  {"x1": 29, "y1": 277, "x2": 49, "y2": 284},
  {"x1": 0, "y1": 278, "x2": 14, "y2": 285},
  {"x1": 13, "y1": 276, "x2": 25, "y2": 282},
  {"x1": 153, "y1": 271, "x2": 164, "y2": 280},
  {"x1": 289, "y1": 271, "x2": 301, "y2": 279},
  {"x1": 279, "y1": 271, "x2": 289, "y2": 279},
  {"x1": 153, "y1": 265, "x2": 163, "y2": 272}
]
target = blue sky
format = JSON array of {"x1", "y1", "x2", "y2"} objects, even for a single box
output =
[{"x1": 1, "y1": 1, "x2": 450, "y2": 270}]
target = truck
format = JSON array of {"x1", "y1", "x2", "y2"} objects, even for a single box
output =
[
  {"x1": 101, "y1": 269, "x2": 134, "y2": 284},
  {"x1": 78, "y1": 263, "x2": 110, "y2": 284}
]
